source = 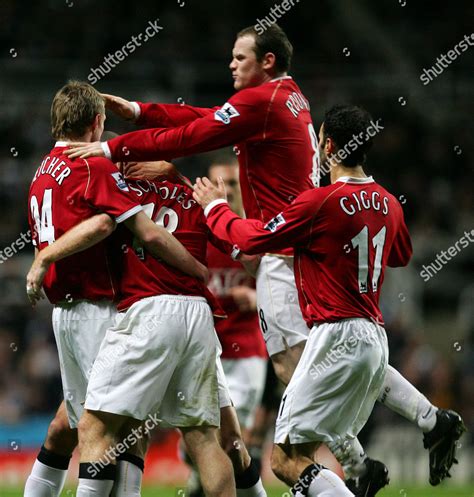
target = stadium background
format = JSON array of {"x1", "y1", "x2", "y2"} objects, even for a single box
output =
[{"x1": 0, "y1": 0, "x2": 472, "y2": 495}]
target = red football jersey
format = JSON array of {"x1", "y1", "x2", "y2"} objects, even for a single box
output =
[
  {"x1": 205, "y1": 177, "x2": 413, "y2": 326},
  {"x1": 27, "y1": 142, "x2": 142, "y2": 304},
  {"x1": 207, "y1": 242, "x2": 267, "y2": 359},
  {"x1": 112, "y1": 178, "x2": 225, "y2": 314},
  {"x1": 105, "y1": 77, "x2": 317, "y2": 254}
]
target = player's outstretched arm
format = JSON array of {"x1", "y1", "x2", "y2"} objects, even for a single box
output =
[
  {"x1": 124, "y1": 211, "x2": 208, "y2": 283},
  {"x1": 102, "y1": 93, "x2": 214, "y2": 127},
  {"x1": 26, "y1": 214, "x2": 116, "y2": 306},
  {"x1": 67, "y1": 91, "x2": 265, "y2": 162},
  {"x1": 194, "y1": 177, "x2": 316, "y2": 255}
]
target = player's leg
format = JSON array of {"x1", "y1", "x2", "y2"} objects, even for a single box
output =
[
  {"x1": 378, "y1": 364, "x2": 465, "y2": 485},
  {"x1": 111, "y1": 419, "x2": 151, "y2": 497},
  {"x1": 76, "y1": 409, "x2": 128, "y2": 497},
  {"x1": 182, "y1": 426, "x2": 236, "y2": 497},
  {"x1": 219, "y1": 406, "x2": 266, "y2": 497},
  {"x1": 270, "y1": 339, "x2": 305, "y2": 386},
  {"x1": 273, "y1": 318, "x2": 388, "y2": 496},
  {"x1": 255, "y1": 255, "x2": 309, "y2": 385},
  {"x1": 271, "y1": 442, "x2": 353, "y2": 496},
  {"x1": 221, "y1": 356, "x2": 267, "y2": 443},
  {"x1": 246, "y1": 363, "x2": 280, "y2": 473},
  {"x1": 159, "y1": 297, "x2": 235, "y2": 496},
  {"x1": 76, "y1": 297, "x2": 185, "y2": 497},
  {"x1": 218, "y1": 350, "x2": 267, "y2": 496},
  {"x1": 25, "y1": 302, "x2": 114, "y2": 497},
  {"x1": 24, "y1": 402, "x2": 77, "y2": 497}
]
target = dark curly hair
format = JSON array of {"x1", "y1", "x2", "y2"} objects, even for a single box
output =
[{"x1": 323, "y1": 105, "x2": 375, "y2": 167}]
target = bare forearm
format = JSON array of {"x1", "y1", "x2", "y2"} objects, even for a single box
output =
[
  {"x1": 143, "y1": 231, "x2": 206, "y2": 281},
  {"x1": 126, "y1": 212, "x2": 207, "y2": 282},
  {"x1": 39, "y1": 214, "x2": 115, "y2": 265}
]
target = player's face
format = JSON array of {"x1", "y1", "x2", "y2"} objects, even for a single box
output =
[
  {"x1": 229, "y1": 35, "x2": 268, "y2": 90},
  {"x1": 208, "y1": 164, "x2": 240, "y2": 211}
]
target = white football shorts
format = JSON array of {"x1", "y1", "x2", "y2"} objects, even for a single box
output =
[
  {"x1": 274, "y1": 318, "x2": 388, "y2": 444},
  {"x1": 52, "y1": 300, "x2": 116, "y2": 428},
  {"x1": 215, "y1": 333, "x2": 233, "y2": 409},
  {"x1": 85, "y1": 295, "x2": 220, "y2": 427},
  {"x1": 221, "y1": 357, "x2": 267, "y2": 429},
  {"x1": 255, "y1": 255, "x2": 309, "y2": 357}
]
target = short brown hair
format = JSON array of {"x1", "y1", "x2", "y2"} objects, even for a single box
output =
[
  {"x1": 51, "y1": 81, "x2": 104, "y2": 140},
  {"x1": 237, "y1": 24, "x2": 293, "y2": 73}
]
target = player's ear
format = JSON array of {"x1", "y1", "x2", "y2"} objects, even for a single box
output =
[
  {"x1": 262, "y1": 52, "x2": 276, "y2": 72},
  {"x1": 325, "y1": 137, "x2": 336, "y2": 155}
]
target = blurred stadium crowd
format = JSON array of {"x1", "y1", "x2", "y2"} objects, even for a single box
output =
[{"x1": 0, "y1": 0, "x2": 472, "y2": 463}]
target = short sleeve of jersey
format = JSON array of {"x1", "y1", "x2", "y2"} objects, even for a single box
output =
[{"x1": 83, "y1": 158, "x2": 142, "y2": 223}]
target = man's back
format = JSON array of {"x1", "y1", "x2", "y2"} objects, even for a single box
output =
[
  {"x1": 114, "y1": 178, "x2": 220, "y2": 312},
  {"x1": 28, "y1": 142, "x2": 140, "y2": 303},
  {"x1": 204, "y1": 176, "x2": 412, "y2": 326},
  {"x1": 231, "y1": 77, "x2": 316, "y2": 223},
  {"x1": 291, "y1": 177, "x2": 412, "y2": 325}
]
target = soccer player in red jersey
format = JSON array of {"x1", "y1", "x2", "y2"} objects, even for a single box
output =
[
  {"x1": 194, "y1": 105, "x2": 466, "y2": 496},
  {"x1": 193, "y1": 104, "x2": 413, "y2": 496},
  {"x1": 66, "y1": 24, "x2": 317, "y2": 387},
  {"x1": 24, "y1": 81, "x2": 208, "y2": 497},
  {"x1": 118, "y1": 172, "x2": 267, "y2": 497}
]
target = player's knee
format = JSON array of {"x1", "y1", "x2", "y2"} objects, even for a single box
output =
[
  {"x1": 270, "y1": 446, "x2": 290, "y2": 481},
  {"x1": 223, "y1": 433, "x2": 245, "y2": 466},
  {"x1": 271, "y1": 354, "x2": 292, "y2": 385},
  {"x1": 46, "y1": 415, "x2": 77, "y2": 452}
]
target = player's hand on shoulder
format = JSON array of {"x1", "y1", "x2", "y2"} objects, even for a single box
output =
[
  {"x1": 123, "y1": 160, "x2": 179, "y2": 181},
  {"x1": 193, "y1": 176, "x2": 227, "y2": 210},
  {"x1": 65, "y1": 141, "x2": 104, "y2": 159},
  {"x1": 101, "y1": 93, "x2": 137, "y2": 121}
]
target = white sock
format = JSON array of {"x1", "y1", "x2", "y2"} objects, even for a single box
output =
[
  {"x1": 326, "y1": 438, "x2": 367, "y2": 479},
  {"x1": 378, "y1": 365, "x2": 437, "y2": 432},
  {"x1": 307, "y1": 469, "x2": 353, "y2": 497},
  {"x1": 24, "y1": 460, "x2": 68, "y2": 497},
  {"x1": 111, "y1": 460, "x2": 143, "y2": 497},
  {"x1": 236, "y1": 477, "x2": 267, "y2": 496},
  {"x1": 77, "y1": 478, "x2": 114, "y2": 497}
]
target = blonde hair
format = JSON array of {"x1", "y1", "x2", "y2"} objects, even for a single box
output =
[{"x1": 51, "y1": 80, "x2": 104, "y2": 139}]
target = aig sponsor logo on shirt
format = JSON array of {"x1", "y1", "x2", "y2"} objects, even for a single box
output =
[
  {"x1": 214, "y1": 102, "x2": 240, "y2": 124},
  {"x1": 264, "y1": 213, "x2": 286, "y2": 232},
  {"x1": 111, "y1": 172, "x2": 129, "y2": 192}
]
